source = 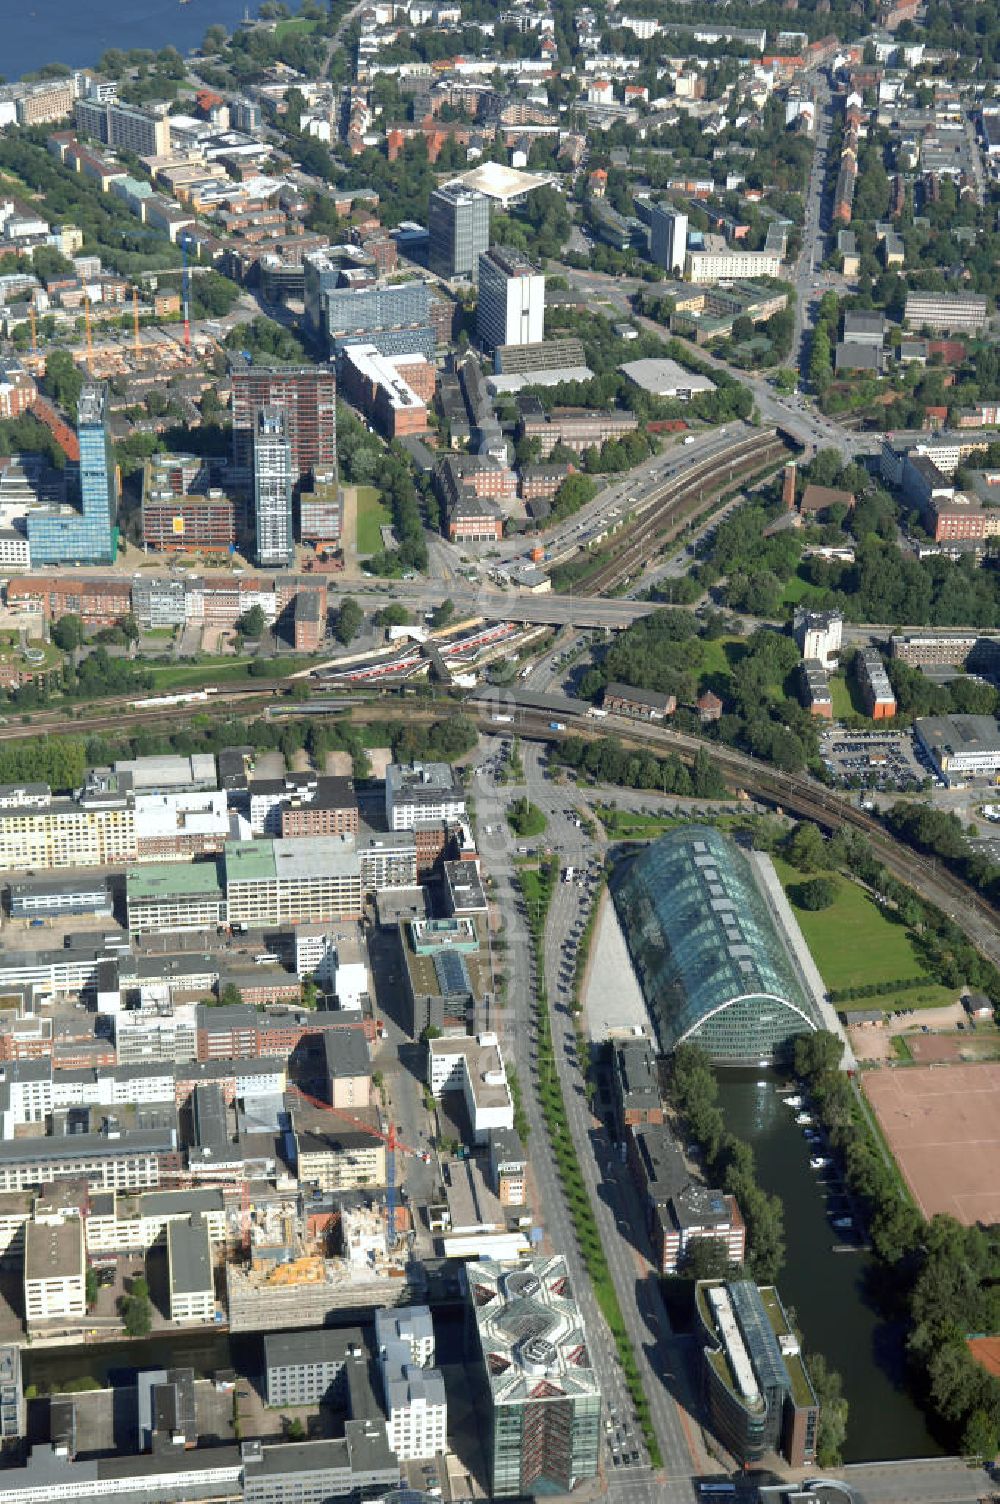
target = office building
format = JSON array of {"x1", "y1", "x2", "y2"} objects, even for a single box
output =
[
  {"x1": 24, "y1": 1215, "x2": 86, "y2": 1326},
  {"x1": 628, "y1": 1122, "x2": 745, "y2": 1274},
  {"x1": 614, "y1": 826, "x2": 820, "y2": 1064},
  {"x1": 339, "y1": 344, "x2": 433, "y2": 439},
  {"x1": 649, "y1": 203, "x2": 688, "y2": 275},
  {"x1": 477, "y1": 248, "x2": 545, "y2": 350},
  {"x1": 915, "y1": 714, "x2": 1000, "y2": 779},
  {"x1": 0, "y1": 1342, "x2": 24, "y2": 1439},
  {"x1": 27, "y1": 384, "x2": 117, "y2": 565},
  {"x1": 428, "y1": 184, "x2": 490, "y2": 283},
  {"x1": 253, "y1": 407, "x2": 294, "y2": 568},
  {"x1": 375, "y1": 1304, "x2": 435, "y2": 1367},
  {"x1": 684, "y1": 248, "x2": 782, "y2": 283},
  {"x1": 488, "y1": 1126, "x2": 527, "y2": 1206},
  {"x1": 468, "y1": 1257, "x2": 601, "y2": 1497},
  {"x1": 126, "y1": 861, "x2": 226, "y2": 934},
  {"x1": 248, "y1": 773, "x2": 358, "y2": 838},
  {"x1": 167, "y1": 1213, "x2": 215, "y2": 1323},
  {"x1": 378, "y1": 1341, "x2": 447, "y2": 1460},
  {"x1": 304, "y1": 258, "x2": 434, "y2": 359},
  {"x1": 793, "y1": 608, "x2": 843, "y2": 670},
  {"x1": 242, "y1": 1424, "x2": 400, "y2": 1504},
  {"x1": 611, "y1": 1037, "x2": 664, "y2": 1141},
  {"x1": 231, "y1": 366, "x2": 336, "y2": 489},
  {"x1": 141, "y1": 478, "x2": 235, "y2": 555},
  {"x1": 9, "y1": 876, "x2": 112, "y2": 918},
  {"x1": 856, "y1": 648, "x2": 896, "y2": 719},
  {"x1": 385, "y1": 762, "x2": 465, "y2": 830},
  {"x1": 695, "y1": 1279, "x2": 818, "y2": 1468},
  {"x1": 904, "y1": 291, "x2": 988, "y2": 333},
  {"x1": 224, "y1": 836, "x2": 363, "y2": 927},
  {"x1": 75, "y1": 98, "x2": 171, "y2": 156},
  {"x1": 264, "y1": 1327, "x2": 366, "y2": 1407},
  {"x1": 0, "y1": 780, "x2": 135, "y2": 873},
  {"x1": 428, "y1": 1033, "x2": 514, "y2": 1143},
  {"x1": 295, "y1": 1128, "x2": 386, "y2": 1191}
]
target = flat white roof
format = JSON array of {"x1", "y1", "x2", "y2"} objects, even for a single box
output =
[
  {"x1": 620, "y1": 357, "x2": 715, "y2": 396},
  {"x1": 450, "y1": 161, "x2": 557, "y2": 205}
]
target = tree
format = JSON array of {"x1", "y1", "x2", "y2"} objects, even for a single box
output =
[
  {"x1": 682, "y1": 1237, "x2": 735, "y2": 1281},
  {"x1": 782, "y1": 821, "x2": 827, "y2": 872},
  {"x1": 506, "y1": 797, "x2": 547, "y2": 838},
  {"x1": 237, "y1": 604, "x2": 268, "y2": 639},
  {"x1": 374, "y1": 604, "x2": 411, "y2": 628},
  {"x1": 790, "y1": 877, "x2": 837, "y2": 911},
  {"x1": 219, "y1": 982, "x2": 242, "y2": 1008},
  {"x1": 430, "y1": 598, "x2": 455, "y2": 629},
  {"x1": 809, "y1": 1352, "x2": 849, "y2": 1466},
  {"x1": 285, "y1": 1416, "x2": 306, "y2": 1442},
  {"x1": 121, "y1": 1276, "x2": 153, "y2": 1337},
  {"x1": 334, "y1": 597, "x2": 364, "y2": 645},
  {"x1": 85, "y1": 1267, "x2": 99, "y2": 1308},
  {"x1": 52, "y1": 614, "x2": 84, "y2": 651},
  {"x1": 962, "y1": 1409, "x2": 998, "y2": 1462}
]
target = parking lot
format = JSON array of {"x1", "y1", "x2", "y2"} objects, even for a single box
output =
[{"x1": 819, "y1": 727, "x2": 929, "y2": 790}]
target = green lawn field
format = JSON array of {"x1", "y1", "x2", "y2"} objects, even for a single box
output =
[
  {"x1": 355, "y1": 486, "x2": 392, "y2": 555},
  {"x1": 773, "y1": 856, "x2": 944, "y2": 995}
]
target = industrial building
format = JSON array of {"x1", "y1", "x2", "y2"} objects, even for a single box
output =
[
  {"x1": 914, "y1": 714, "x2": 1000, "y2": 779},
  {"x1": 467, "y1": 1257, "x2": 601, "y2": 1498},
  {"x1": 613, "y1": 826, "x2": 819, "y2": 1063},
  {"x1": 695, "y1": 1279, "x2": 819, "y2": 1468}
]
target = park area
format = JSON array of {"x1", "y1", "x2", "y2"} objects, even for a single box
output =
[
  {"x1": 863, "y1": 1063, "x2": 1000, "y2": 1224},
  {"x1": 773, "y1": 859, "x2": 950, "y2": 1001},
  {"x1": 354, "y1": 485, "x2": 391, "y2": 554}
]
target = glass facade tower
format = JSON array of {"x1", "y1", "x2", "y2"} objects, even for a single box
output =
[{"x1": 27, "y1": 383, "x2": 117, "y2": 565}]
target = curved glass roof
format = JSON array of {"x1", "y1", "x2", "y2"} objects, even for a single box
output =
[{"x1": 613, "y1": 826, "x2": 818, "y2": 1062}]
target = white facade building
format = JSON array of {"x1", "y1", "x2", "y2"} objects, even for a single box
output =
[
  {"x1": 793, "y1": 609, "x2": 843, "y2": 670},
  {"x1": 428, "y1": 1033, "x2": 514, "y2": 1143},
  {"x1": 476, "y1": 247, "x2": 545, "y2": 350}
]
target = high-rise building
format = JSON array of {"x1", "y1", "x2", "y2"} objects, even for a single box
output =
[
  {"x1": 253, "y1": 407, "x2": 294, "y2": 568},
  {"x1": 27, "y1": 383, "x2": 117, "y2": 565},
  {"x1": 468, "y1": 1257, "x2": 601, "y2": 1498},
  {"x1": 428, "y1": 184, "x2": 490, "y2": 283},
  {"x1": 232, "y1": 366, "x2": 336, "y2": 489},
  {"x1": 74, "y1": 98, "x2": 171, "y2": 156},
  {"x1": 477, "y1": 247, "x2": 545, "y2": 350},
  {"x1": 649, "y1": 203, "x2": 688, "y2": 275}
]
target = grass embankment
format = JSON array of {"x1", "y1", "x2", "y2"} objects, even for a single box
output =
[
  {"x1": 773, "y1": 857, "x2": 952, "y2": 1006},
  {"x1": 355, "y1": 485, "x2": 392, "y2": 554},
  {"x1": 519, "y1": 859, "x2": 661, "y2": 1467}
]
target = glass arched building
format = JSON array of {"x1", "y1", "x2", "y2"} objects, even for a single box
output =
[{"x1": 613, "y1": 826, "x2": 819, "y2": 1064}]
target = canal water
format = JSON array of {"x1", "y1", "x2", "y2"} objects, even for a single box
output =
[{"x1": 717, "y1": 1071, "x2": 941, "y2": 1464}]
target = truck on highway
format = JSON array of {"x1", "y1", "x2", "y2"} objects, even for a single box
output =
[
  {"x1": 492, "y1": 714, "x2": 513, "y2": 723},
  {"x1": 549, "y1": 720, "x2": 566, "y2": 730}
]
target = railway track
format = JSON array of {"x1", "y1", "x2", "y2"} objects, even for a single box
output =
[
  {"x1": 583, "y1": 431, "x2": 791, "y2": 595},
  {"x1": 475, "y1": 697, "x2": 1000, "y2": 967}
]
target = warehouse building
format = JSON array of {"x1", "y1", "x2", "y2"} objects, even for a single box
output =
[{"x1": 915, "y1": 714, "x2": 1000, "y2": 779}]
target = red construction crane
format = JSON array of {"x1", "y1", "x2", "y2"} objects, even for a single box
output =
[{"x1": 288, "y1": 1084, "x2": 430, "y2": 1250}]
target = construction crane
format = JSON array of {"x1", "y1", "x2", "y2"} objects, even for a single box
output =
[
  {"x1": 28, "y1": 304, "x2": 37, "y2": 356},
  {"x1": 180, "y1": 232, "x2": 191, "y2": 352},
  {"x1": 83, "y1": 290, "x2": 94, "y2": 375},
  {"x1": 288, "y1": 1084, "x2": 430, "y2": 1251},
  {"x1": 132, "y1": 286, "x2": 141, "y2": 360}
]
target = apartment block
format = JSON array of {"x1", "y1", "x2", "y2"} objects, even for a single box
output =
[
  {"x1": 856, "y1": 648, "x2": 896, "y2": 719},
  {"x1": 75, "y1": 99, "x2": 171, "y2": 156},
  {"x1": 224, "y1": 837, "x2": 363, "y2": 927},
  {"x1": 231, "y1": 366, "x2": 337, "y2": 488},
  {"x1": 126, "y1": 861, "x2": 226, "y2": 934},
  {"x1": 477, "y1": 247, "x2": 545, "y2": 350}
]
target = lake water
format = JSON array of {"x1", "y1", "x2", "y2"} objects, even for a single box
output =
[
  {"x1": 4, "y1": 1, "x2": 260, "y2": 84},
  {"x1": 717, "y1": 1071, "x2": 942, "y2": 1464}
]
